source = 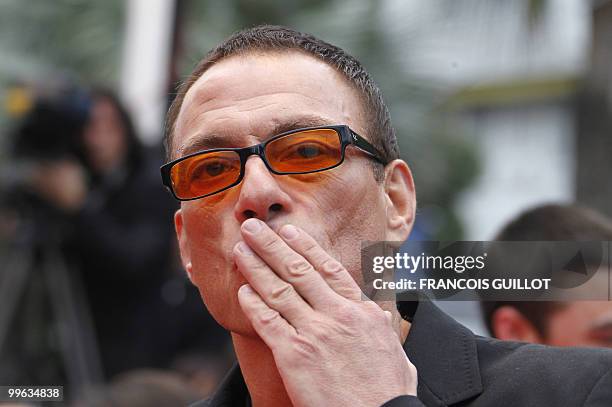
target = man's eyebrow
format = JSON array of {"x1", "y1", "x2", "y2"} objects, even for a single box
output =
[
  {"x1": 178, "y1": 134, "x2": 230, "y2": 157},
  {"x1": 265, "y1": 116, "x2": 335, "y2": 140},
  {"x1": 177, "y1": 115, "x2": 335, "y2": 158}
]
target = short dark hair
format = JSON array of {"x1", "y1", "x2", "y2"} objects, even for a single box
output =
[
  {"x1": 164, "y1": 25, "x2": 399, "y2": 178},
  {"x1": 481, "y1": 203, "x2": 612, "y2": 337}
]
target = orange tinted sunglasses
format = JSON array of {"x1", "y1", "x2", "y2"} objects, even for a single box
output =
[{"x1": 161, "y1": 125, "x2": 387, "y2": 201}]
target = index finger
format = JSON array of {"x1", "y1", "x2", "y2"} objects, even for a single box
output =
[
  {"x1": 240, "y1": 219, "x2": 342, "y2": 309},
  {"x1": 278, "y1": 224, "x2": 363, "y2": 301}
]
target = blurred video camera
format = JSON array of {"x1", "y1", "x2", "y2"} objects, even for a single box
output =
[{"x1": 1, "y1": 84, "x2": 92, "y2": 224}]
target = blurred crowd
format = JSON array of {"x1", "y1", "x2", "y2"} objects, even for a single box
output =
[{"x1": 0, "y1": 83, "x2": 232, "y2": 405}]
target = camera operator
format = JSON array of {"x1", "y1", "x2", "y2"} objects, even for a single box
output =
[
  {"x1": 3, "y1": 87, "x2": 228, "y2": 387},
  {"x1": 0, "y1": 87, "x2": 92, "y2": 390}
]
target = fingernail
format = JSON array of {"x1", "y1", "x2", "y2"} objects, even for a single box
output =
[
  {"x1": 280, "y1": 224, "x2": 299, "y2": 240},
  {"x1": 242, "y1": 219, "x2": 262, "y2": 233},
  {"x1": 235, "y1": 241, "x2": 254, "y2": 255},
  {"x1": 239, "y1": 284, "x2": 253, "y2": 294}
]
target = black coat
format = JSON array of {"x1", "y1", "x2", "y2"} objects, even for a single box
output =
[{"x1": 196, "y1": 300, "x2": 612, "y2": 406}]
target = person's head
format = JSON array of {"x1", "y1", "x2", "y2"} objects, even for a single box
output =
[
  {"x1": 165, "y1": 25, "x2": 416, "y2": 335},
  {"x1": 81, "y1": 88, "x2": 142, "y2": 175},
  {"x1": 482, "y1": 203, "x2": 612, "y2": 348},
  {"x1": 11, "y1": 96, "x2": 85, "y2": 161}
]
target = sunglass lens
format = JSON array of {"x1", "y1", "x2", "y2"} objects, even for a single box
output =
[
  {"x1": 266, "y1": 128, "x2": 342, "y2": 173},
  {"x1": 170, "y1": 151, "x2": 241, "y2": 199}
]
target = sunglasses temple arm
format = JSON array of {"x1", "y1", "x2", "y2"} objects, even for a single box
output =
[{"x1": 349, "y1": 130, "x2": 388, "y2": 165}]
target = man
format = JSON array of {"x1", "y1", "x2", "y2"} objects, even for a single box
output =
[
  {"x1": 481, "y1": 204, "x2": 612, "y2": 348},
  {"x1": 161, "y1": 25, "x2": 612, "y2": 406}
]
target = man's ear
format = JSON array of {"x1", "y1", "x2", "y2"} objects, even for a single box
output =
[
  {"x1": 174, "y1": 209, "x2": 193, "y2": 281},
  {"x1": 383, "y1": 159, "x2": 416, "y2": 241},
  {"x1": 491, "y1": 306, "x2": 544, "y2": 344}
]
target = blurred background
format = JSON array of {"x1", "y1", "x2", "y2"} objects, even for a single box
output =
[{"x1": 1, "y1": 0, "x2": 611, "y2": 404}]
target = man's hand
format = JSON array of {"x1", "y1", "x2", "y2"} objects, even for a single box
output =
[{"x1": 233, "y1": 218, "x2": 417, "y2": 407}]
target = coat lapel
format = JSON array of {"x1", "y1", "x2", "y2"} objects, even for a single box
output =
[{"x1": 404, "y1": 300, "x2": 483, "y2": 406}]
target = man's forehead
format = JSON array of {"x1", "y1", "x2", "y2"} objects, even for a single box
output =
[
  {"x1": 181, "y1": 52, "x2": 344, "y2": 116},
  {"x1": 172, "y1": 51, "x2": 366, "y2": 158},
  {"x1": 191, "y1": 51, "x2": 338, "y2": 91}
]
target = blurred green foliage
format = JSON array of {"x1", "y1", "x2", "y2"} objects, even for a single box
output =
[
  {"x1": 0, "y1": 0, "x2": 124, "y2": 169},
  {"x1": 0, "y1": 0, "x2": 124, "y2": 84}
]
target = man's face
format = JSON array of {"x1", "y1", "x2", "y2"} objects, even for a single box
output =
[
  {"x1": 545, "y1": 301, "x2": 612, "y2": 348},
  {"x1": 173, "y1": 52, "x2": 394, "y2": 335}
]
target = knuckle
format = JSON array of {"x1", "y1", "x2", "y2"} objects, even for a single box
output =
[
  {"x1": 311, "y1": 320, "x2": 333, "y2": 342},
  {"x1": 383, "y1": 310, "x2": 394, "y2": 324},
  {"x1": 375, "y1": 309, "x2": 390, "y2": 326},
  {"x1": 406, "y1": 358, "x2": 418, "y2": 378},
  {"x1": 288, "y1": 335, "x2": 318, "y2": 362},
  {"x1": 261, "y1": 235, "x2": 280, "y2": 252},
  {"x1": 246, "y1": 260, "x2": 270, "y2": 277},
  {"x1": 250, "y1": 261, "x2": 268, "y2": 273},
  {"x1": 363, "y1": 300, "x2": 382, "y2": 312},
  {"x1": 302, "y1": 239, "x2": 320, "y2": 257},
  {"x1": 269, "y1": 283, "x2": 296, "y2": 303},
  {"x1": 257, "y1": 309, "x2": 281, "y2": 326},
  {"x1": 363, "y1": 302, "x2": 388, "y2": 323},
  {"x1": 335, "y1": 302, "x2": 359, "y2": 325},
  {"x1": 319, "y1": 258, "x2": 344, "y2": 276},
  {"x1": 286, "y1": 258, "x2": 313, "y2": 277}
]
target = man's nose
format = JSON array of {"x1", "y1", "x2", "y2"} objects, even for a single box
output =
[{"x1": 233, "y1": 156, "x2": 292, "y2": 223}]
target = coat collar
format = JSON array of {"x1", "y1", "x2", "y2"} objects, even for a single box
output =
[
  {"x1": 404, "y1": 300, "x2": 483, "y2": 406},
  {"x1": 204, "y1": 363, "x2": 249, "y2": 407},
  {"x1": 205, "y1": 300, "x2": 483, "y2": 407}
]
